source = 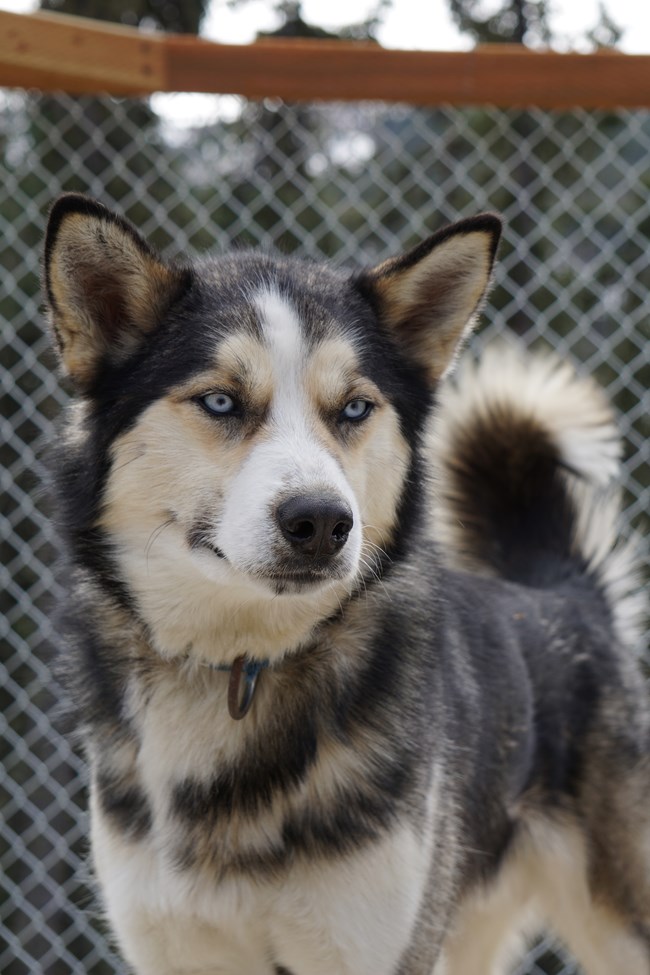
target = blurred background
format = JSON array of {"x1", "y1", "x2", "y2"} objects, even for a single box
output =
[{"x1": 1, "y1": 1, "x2": 648, "y2": 973}]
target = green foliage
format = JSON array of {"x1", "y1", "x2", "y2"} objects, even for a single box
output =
[
  {"x1": 40, "y1": 0, "x2": 208, "y2": 33},
  {"x1": 449, "y1": 0, "x2": 552, "y2": 45},
  {"x1": 586, "y1": 2, "x2": 623, "y2": 49},
  {"x1": 225, "y1": 0, "x2": 390, "y2": 41},
  {"x1": 447, "y1": 0, "x2": 623, "y2": 50}
]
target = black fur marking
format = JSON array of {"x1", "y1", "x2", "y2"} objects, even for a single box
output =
[
  {"x1": 439, "y1": 412, "x2": 591, "y2": 590},
  {"x1": 171, "y1": 773, "x2": 410, "y2": 875},
  {"x1": 520, "y1": 592, "x2": 615, "y2": 802},
  {"x1": 187, "y1": 519, "x2": 226, "y2": 559},
  {"x1": 279, "y1": 801, "x2": 381, "y2": 859},
  {"x1": 96, "y1": 770, "x2": 152, "y2": 840},
  {"x1": 172, "y1": 713, "x2": 319, "y2": 823},
  {"x1": 54, "y1": 605, "x2": 131, "y2": 732}
]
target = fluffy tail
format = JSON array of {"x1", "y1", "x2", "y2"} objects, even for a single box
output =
[{"x1": 431, "y1": 345, "x2": 644, "y2": 647}]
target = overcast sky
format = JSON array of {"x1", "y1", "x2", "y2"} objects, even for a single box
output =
[
  {"x1": 204, "y1": 0, "x2": 650, "y2": 53},
  {"x1": 1, "y1": 0, "x2": 649, "y2": 52}
]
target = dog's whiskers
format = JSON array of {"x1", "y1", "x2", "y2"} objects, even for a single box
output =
[{"x1": 144, "y1": 517, "x2": 176, "y2": 563}]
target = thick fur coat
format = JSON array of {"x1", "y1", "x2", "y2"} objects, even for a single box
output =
[{"x1": 44, "y1": 194, "x2": 649, "y2": 975}]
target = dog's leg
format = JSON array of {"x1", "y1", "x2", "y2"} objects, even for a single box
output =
[
  {"x1": 108, "y1": 910, "x2": 274, "y2": 975},
  {"x1": 529, "y1": 818, "x2": 650, "y2": 975},
  {"x1": 90, "y1": 799, "x2": 272, "y2": 975},
  {"x1": 540, "y1": 839, "x2": 650, "y2": 975},
  {"x1": 440, "y1": 912, "x2": 533, "y2": 975},
  {"x1": 549, "y1": 904, "x2": 650, "y2": 975},
  {"x1": 268, "y1": 823, "x2": 437, "y2": 975},
  {"x1": 438, "y1": 872, "x2": 538, "y2": 975}
]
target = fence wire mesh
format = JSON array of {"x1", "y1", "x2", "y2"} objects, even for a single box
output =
[{"x1": 1, "y1": 90, "x2": 648, "y2": 975}]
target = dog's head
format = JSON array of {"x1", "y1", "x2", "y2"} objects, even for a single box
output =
[{"x1": 44, "y1": 195, "x2": 500, "y2": 663}]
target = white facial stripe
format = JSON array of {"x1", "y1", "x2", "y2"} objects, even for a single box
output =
[
  {"x1": 255, "y1": 287, "x2": 305, "y2": 380},
  {"x1": 254, "y1": 287, "x2": 308, "y2": 437},
  {"x1": 255, "y1": 288, "x2": 302, "y2": 352},
  {"x1": 254, "y1": 286, "x2": 335, "y2": 482},
  {"x1": 216, "y1": 289, "x2": 362, "y2": 579}
]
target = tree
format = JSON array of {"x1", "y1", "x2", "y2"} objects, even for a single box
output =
[
  {"x1": 447, "y1": 0, "x2": 622, "y2": 49},
  {"x1": 449, "y1": 0, "x2": 552, "y2": 45},
  {"x1": 40, "y1": 0, "x2": 208, "y2": 33},
  {"x1": 232, "y1": 0, "x2": 391, "y2": 42}
]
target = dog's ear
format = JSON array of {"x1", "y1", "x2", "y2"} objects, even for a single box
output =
[
  {"x1": 44, "y1": 194, "x2": 190, "y2": 391},
  {"x1": 358, "y1": 214, "x2": 501, "y2": 383}
]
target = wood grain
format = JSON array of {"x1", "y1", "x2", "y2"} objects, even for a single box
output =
[{"x1": 1, "y1": 9, "x2": 649, "y2": 108}]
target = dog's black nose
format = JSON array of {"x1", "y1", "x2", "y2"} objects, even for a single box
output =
[{"x1": 276, "y1": 496, "x2": 353, "y2": 557}]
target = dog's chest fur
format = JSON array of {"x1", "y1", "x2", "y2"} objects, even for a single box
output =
[
  {"x1": 90, "y1": 587, "x2": 441, "y2": 882},
  {"x1": 88, "y1": 597, "x2": 453, "y2": 975}
]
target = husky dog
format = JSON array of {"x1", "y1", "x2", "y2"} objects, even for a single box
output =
[{"x1": 44, "y1": 194, "x2": 649, "y2": 975}]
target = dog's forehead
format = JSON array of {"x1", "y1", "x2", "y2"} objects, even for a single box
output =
[
  {"x1": 197, "y1": 253, "x2": 362, "y2": 340},
  {"x1": 199, "y1": 286, "x2": 362, "y2": 405},
  {"x1": 125, "y1": 253, "x2": 385, "y2": 417},
  {"x1": 254, "y1": 287, "x2": 306, "y2": 363}
]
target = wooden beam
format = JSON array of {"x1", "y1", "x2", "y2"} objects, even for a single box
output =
[
  {"x1": 165, "y1": 36, "x2": 650, "y2": 109},
  {"x1": 0, "y1": 10, "x2": 164, "y2": 95},
  {"x1": 1, "y1": 9, "x2": 650, "y2": 108}
]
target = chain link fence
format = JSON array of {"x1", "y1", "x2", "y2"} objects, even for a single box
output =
[{"x1": 1, "y1": 89, "x2": 648, "y2": 975}]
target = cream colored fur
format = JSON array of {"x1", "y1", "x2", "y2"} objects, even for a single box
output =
[
  {"x1": 440, "y1": 820, "x2": 650, "y2": 975},
  {"x1": 92, "y1": 799, "x2": 435, "y2": 975}
]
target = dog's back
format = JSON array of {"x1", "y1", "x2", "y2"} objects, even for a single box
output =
[{"x1": 430, "y1": 347, "x2": 650, "y2": 974}]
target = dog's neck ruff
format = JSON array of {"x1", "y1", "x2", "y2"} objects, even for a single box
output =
[{"x1": 211, "y1": 655, "x2": 270, "y2": 720}]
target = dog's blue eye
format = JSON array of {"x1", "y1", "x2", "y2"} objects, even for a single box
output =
[
  {"x1": 341, "y1": 399, "x2": 373, "y2": 422},
  {"x1": 201, "y1": 392, "x2": 236, "y2": 416}
]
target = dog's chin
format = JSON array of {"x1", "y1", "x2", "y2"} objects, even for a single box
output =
[
  {"x1": 231, "y1": 570, "x2": 340, "y2": 599},
  {"x1": 262, "y1": 572, "x2": 337, "y2": 596},
  {"x1": 194, "y1": 545, "x2": 354, "y2": 597},
  {"x1": 251, "y1": 557, "x2": 357, "y2": 597}
]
